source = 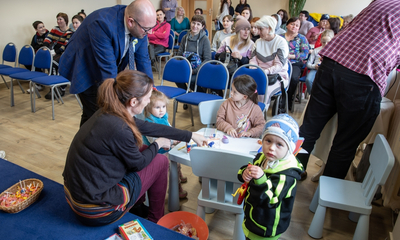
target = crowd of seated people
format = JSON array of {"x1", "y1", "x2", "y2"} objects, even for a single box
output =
[{"x1": 23, "y1": 5, "x2": 352, "y2": 115}]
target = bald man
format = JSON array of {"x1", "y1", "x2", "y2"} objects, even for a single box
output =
[{"x1": 60, "y1": 0, "x2": 157, "y2": 126}]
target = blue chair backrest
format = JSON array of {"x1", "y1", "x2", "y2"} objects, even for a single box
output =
[
  {"x1": 169, "y1": 29, "x2": 175, "y2": 38},
  {"x1": 34, "y1": 47, "x2": 52, "y2": 71},
  {"x1": 2, "y1": 42, "x2": 17, "y2": 63},
  {"x1": 178, "y1": 29, "x2": 189, "y2": 43},
  {"x1": 204, "y1": 29, "x2": 209, "y2": 36},
  {"x1": 167, "y1": 34, "x2": 174, "y2": 50},
  {"x1": 18, "y1": 45, "x2": 34, "y2": 66},
  {"x1": 232, "y1": 64, "x2": 267, "y2": 95},
  {"x1": 163, "y1": 56, "x2": 192, "y2": 84},
  {"x1": 196, "y1": 60, "x2": 229, "y2": 92}
]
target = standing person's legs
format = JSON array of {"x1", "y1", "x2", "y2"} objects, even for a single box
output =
[
  {"x1": 323, "y1": 65, "x2": 381, "y2": 179},
  {"x1": 298, "y1": 59, "x2": 338, "y2": 171},
  {"x1": 78, "y1": 85, "x2": 99, "y2": 127},
  {"x1": 305, "y1": 69, "x2": 317, "y2": 94},
  {"x1": 136, "y1": 152, "x2": 169, "y2": 222}
]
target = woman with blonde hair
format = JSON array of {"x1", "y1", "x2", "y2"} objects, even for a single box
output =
[
  {"x1": 170, "y1": 6, "x2": 190, "y2": 39},
  {"x1": 215, "y1": 16, "x2": 253, "y2": 66}
]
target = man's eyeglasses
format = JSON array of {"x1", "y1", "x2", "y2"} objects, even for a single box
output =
[{"x1": 132, "y1": 18, "x2": 156, "y2": 33}]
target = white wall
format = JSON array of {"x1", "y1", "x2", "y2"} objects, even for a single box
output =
[
  {"x1": 0, "y1": 0, "x2": 162, "y2": 63},
  {"x1": 218, "y1": 0, "x2": 371, "y2": 19}
]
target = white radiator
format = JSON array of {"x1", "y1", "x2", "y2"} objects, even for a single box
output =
[{"x1": 382, "y1": 99, "x2": 400, "y2": 211}]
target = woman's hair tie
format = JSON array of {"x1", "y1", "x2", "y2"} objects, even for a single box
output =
[
  {"x1": 114, "y1": 78, "x2": 117, "y2": 84},
  {"x1": 254, "y1": 90, "x2": 257, "y2": 93}
]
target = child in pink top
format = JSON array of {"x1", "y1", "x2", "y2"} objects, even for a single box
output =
[{"x1": 216, "y1": 75, "x2": 265, "y2": 138}]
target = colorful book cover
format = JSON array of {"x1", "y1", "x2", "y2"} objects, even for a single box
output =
[{"x1": 119, "y1": 219, "x2": 153, "y2": 240}]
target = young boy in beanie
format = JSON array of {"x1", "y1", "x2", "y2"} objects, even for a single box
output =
[{"x1": 238, "y1": 114, "x2": 304, "y2": 240}]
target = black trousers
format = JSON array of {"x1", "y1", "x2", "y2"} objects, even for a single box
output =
[
  {"x1": 298, "y1": 58, "x2": 381, "y2": 179},
  {"x1": 287, "y1": 61, "x2": 303, "y2": 108},
  {"x1": 78, "y1": 85, "x2": 99, "y2": 127}
]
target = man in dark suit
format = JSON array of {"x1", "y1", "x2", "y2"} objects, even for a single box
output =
[{"x1": 60, "y1": 0, "x2": 156, "y2": 126}]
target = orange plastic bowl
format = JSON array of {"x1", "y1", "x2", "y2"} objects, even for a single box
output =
[{"x1": 157, "y1": 211, "x2": 209, "y2": 240}]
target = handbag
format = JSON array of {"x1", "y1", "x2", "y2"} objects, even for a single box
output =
[
  {"x1": 267, "y1": 74, "x2": 281, "y2": 86},
  {"x1": 183, "y1": 51, "x2": 202, "y2": 69},
  {"x1": 217, "y1": 46, "x2": 239, "y2": 76}
]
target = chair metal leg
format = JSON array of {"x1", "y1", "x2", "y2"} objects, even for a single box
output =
[
  {"x1": 16, "y1": 79, "x2": 25, "y2": 93},
  {"x1": 75, "y1": 94, "x2": 83, "y2": 109},
  {"x1": 54, "y1": 87, "x2": 64, "y2": 104},
  {"x1": 189, "y1": 105, "x2": 194, "y2": 126},
  {"x1": 308, "y1": 204, "x2": 326, "y2": 239},
  {"x1": 51, "y1": 86, "x2": 55, "y2": 120},
  {"x1": 353, "y1": 214, "x2": 369, "y2": 240},
  {"x1": 172, "y1": 100, "x2": 178, "y2": 127},
  {"x1": 10, "y1": 78, "x2": 14, "y2": 107},
  {"x1": 233, "y1": 212, "x2": 245, "y2": 240},
  {"x1": 31, "y1": 82, "x2": 36, "y2": 113},
  {"x1": 196, "y1": 205, "x2": 206, "y2": 221},
  {"x1": 1, "y1": 75, "x2": 9, "y2": 89},
  {"x1": 309, "y1": 184, "x2": 319, "y2": 213}
]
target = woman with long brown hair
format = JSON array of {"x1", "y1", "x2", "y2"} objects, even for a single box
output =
[{"x1": 63, "y1": 70, "x2": 206, "y2": 226}]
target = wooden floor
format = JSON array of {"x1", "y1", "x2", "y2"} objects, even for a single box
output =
[{"x1": 0, "y1": 72, "x2": 395, "y2": 240}]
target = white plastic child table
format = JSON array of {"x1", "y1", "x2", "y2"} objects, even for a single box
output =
[{"x1": 167, "y1": 128, "x2": 261, "y2": 211}]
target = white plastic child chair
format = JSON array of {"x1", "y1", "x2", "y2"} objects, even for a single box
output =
[
  {"x1": 198, "y1": 99, "x2": 225, "y2": 127},
  {"x1": 190, "y1": 147, "x2": 253, "y2": 240},
  {"x1": 308, "y1": 134, "x2": 395, "y2": 240}
]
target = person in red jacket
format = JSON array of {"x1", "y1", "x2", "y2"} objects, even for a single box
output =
[{"x1": 147, "y1": 9, "x2": 171, "y2": 65}]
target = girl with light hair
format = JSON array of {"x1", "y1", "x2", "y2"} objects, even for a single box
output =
[{"x1": 250, "y1": 15, "x2": 289, "y2": 110}]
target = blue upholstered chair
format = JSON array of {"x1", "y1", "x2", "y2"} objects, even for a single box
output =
[
  {"x1": 156, "y1": 34, "x2": 175, "y2": 80},
  {"x1": 0, "y1": 45, "x2": 34, "y2": 94},
  {"x1": 232, "y1": 64, "x2": 268, "y2": 117},
  {"x1": 172, "y1": 60, "x2": 229, "y2": 127},
  {"x1": 0, "y1": 42, "x2": 18, "y2": 88}
]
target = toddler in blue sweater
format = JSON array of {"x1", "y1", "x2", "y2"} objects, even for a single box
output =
[{"x1": 143, "y1": 90, "x2": 188, "y2": 198}]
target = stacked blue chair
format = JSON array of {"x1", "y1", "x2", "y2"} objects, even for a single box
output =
[
  {"x1": 28, "y1": 47, "x2": 82, "y2": 120},
  {"x1": 156, "y1": 56, "x2": 192, "y2": 111},
  {"x1": 172, "y1": 60, "x2": 229, "y2": 127},
  {"x1": 0, "y1": 42, "x2": 18, "y2": 88},
  {"x1": 0, "y1": 45, "x2": 34, "y2": 95},
  {"x1": 156, "y1": 34, "x2": 175, "y2": 80},
  {"x1": 232, "y1": 64, "x2": 268, "y2": 118},
  {"x1": 9, "y1": 47, "x2": 49, "y2": 107}
]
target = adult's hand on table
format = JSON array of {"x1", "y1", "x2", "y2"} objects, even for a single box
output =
[
  {"x1": 155, "y1": 137, "x2": 171, "y2": 149},
  {"x1": 191, "y1": 133, "x2": 208, "y2": 147}
]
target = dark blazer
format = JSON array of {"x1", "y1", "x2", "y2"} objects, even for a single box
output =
[{"x1": 59, "y1": 5, "x2": 153, "y2": 94}]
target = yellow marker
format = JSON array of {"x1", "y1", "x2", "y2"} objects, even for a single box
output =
[{"x1": 177, "y1": 145, "x2": 186, "y2": 151}]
